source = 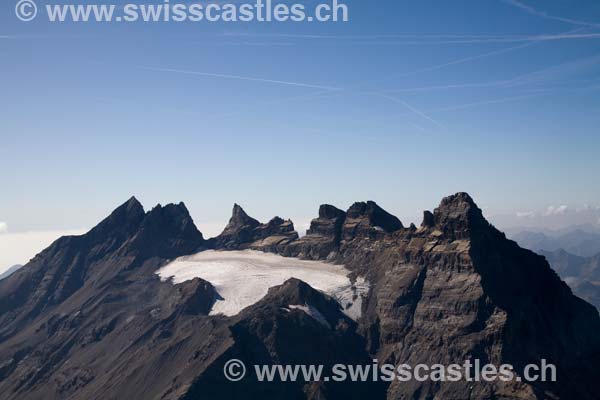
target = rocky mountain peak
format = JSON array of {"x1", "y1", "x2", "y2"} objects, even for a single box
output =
[
  {"x1": 224, "y1": 203, "x2": 260, "y2": 232},
  {"x1": 112, "y1": 195, "x2": 145, "y2": 220},
  {"x1": 432, "y1": 192, "x2": 489, "y2": 239},
  {"x1": 87, "y1": 196, "x2": 145, "y2": 240},
  {"x1": 140, "y1": 202, "x2": 200, "y2": 238},
  {"x1": 128, "y1": 202, "x2": 205, "y2": 259},
  {"x1": 124, "y1": 195, "x2": 144, "y2": 212},
  {"x1": 212, "y1": 205, "x2": 298, "y2": 250}
]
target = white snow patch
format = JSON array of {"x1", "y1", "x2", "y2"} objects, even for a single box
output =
[
  {"x1": 289, "y1": 304, "x2": 331, "y2": 328},
  {"x1": 157, "y1": 250, "x2": 369, "y2": 319}
]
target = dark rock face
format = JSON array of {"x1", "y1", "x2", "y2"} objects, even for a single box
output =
[{"x1": 1, "y1": 193, "x2": 599, "y2": 400}]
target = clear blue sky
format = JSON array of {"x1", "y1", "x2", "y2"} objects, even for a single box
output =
[{"x1": 1, "y1": 0, "x2": 600, "y2": 236}]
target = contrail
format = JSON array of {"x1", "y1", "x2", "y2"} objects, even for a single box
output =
[
  {"x1": 367, "y1": 27, "x2": 583, "y2": 87},
  {"x1": 221, "y1": 32, "x2": 529, "y2": 40},
  {"x1": 432, "y1": 94, "x2": 540, "y2": 112},
  {"x1": 140, "y1": 66, "x2": 342, "y2": 91},
  {"x1": 501, "y1": 0, "x2": 600, "y2": 29},
  {"x1": 385, "y1": 53, "x2": 600, "y2": 93},
  {"x1": 394, "y1": 42, "x2": 535, "y2": 79},
  {"x1": 376, "y1": 93, "x2": 444, "y2": 128},
  {"x1": 330, "y1": 33, "x2": 600, "y2": 46},
  {"x1": 385, "y1": 80, "x2": 509, "y2": 93},
  {"x1": 220, "y1": 31, "x2": 600, "y2": 45}
]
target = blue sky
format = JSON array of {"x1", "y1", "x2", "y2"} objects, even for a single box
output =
[{"x1": 1, "y1": 0, "x2": 600, "y2": 254}]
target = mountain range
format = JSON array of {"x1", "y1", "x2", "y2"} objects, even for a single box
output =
[
  {"x1": 0, "y1": 265, "x2": 22, "y2": 281},
  {"x1": 0, "y1": 193, "x2": 599, "y2": 399},
  {"x1": 539, "y1": 249, "x2": 600, "y2": 311},
  {"x1": 508, "y1": 228, "x2": 600, "y2": 258}
]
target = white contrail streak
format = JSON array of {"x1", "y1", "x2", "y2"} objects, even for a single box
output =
[
  {"x1": 501, "y1": 0, "x2": 600, "y2": 29},
  {"x1": 432, "y1": 94, "x2": 540, "y2": 112},
  {"x1": 221, "y1": 31, "x2": 600, "y2": 45},
  {"x1": 376, "y1": 93, "x2": 444, "y2": 128},
  {"x1": 140, "y1": 66, "x2": 342, "y2": 91}
]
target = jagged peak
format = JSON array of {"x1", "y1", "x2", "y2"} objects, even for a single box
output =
[
  {"x1": 145, "y1": 201, "x2": 194, "y2": 221},
  {"x1": 225, "y1": 203, "x2": 260, "y2": 231},
  {"x1": 130, "y1": 200, "x2": 205, "y2": 251},
  {"x1": 88, "y1": 196, "x2": 146, "y2": 238},
  {"x1": 115, "y1": 196, "x2": 145, "y2": 217},
  {"x1": 124, "y1": 196, "x2": 144, "y2": 212},
  {"x1": 150, "y1": 202, "x2": 198, "y2": 229},
  {"x1": 432, "y1": 192, "x2": 489, "y2": 238},
  {"x1": 438, "y1": 192, "x2": 477, "y2": 208}
]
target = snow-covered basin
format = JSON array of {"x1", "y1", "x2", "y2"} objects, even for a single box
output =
[{"x1": 157, "y1": 250, "x2": 368, "y2": 320}]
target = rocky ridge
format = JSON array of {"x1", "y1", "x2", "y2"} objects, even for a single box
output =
[{"x1": 0, "y1": 193, "x2": 598, "y2": 399}]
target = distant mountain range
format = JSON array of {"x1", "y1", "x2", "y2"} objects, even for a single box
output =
[
  {"x1": 0, "y1": 194, "x2": 599, "y2": 399},
  {"x1": 508, "y1": 228, "x2": 600, "y2": 257},
  {"x1": 0, "y1": 265, "x2": 22, "y2": 281},
  {"x1": 507, "y1": 226, "x2": 600, "y2": 311},
  {"x1": 539, "y1": 249, "x2": 600, "y2": 311}
]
